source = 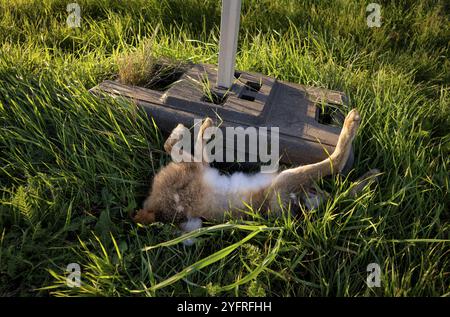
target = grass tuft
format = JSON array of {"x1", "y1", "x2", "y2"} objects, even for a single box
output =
[{"x1": 117, "y1": 37, "x2": 187, "y2": 91}]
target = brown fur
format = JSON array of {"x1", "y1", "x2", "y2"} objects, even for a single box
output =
[{"x1": 134, "y1": 109, "x2": 367, "y2": 226}]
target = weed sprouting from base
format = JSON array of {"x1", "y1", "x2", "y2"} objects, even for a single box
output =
[{"x1": 117, "y1": 38, "x2": 186, "y2": 91}]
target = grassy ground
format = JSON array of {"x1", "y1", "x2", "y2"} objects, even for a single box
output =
[{"x1": 0, "y1": 0, "x2": 449, "y2": 296}]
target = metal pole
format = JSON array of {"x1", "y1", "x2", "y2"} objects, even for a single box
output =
[{"x1": 217, "y1": 0, "x2": 242, "y2": 89}]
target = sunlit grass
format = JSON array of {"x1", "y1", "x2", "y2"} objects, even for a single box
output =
[{"x1": 0, "y1": 0, "x2": 448, "y2": 296}]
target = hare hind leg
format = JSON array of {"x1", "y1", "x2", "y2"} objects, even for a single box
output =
[{"x1": 273, "y1": 109, "x2": 361, "y2": 192}]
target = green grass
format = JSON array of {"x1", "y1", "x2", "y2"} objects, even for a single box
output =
[{"x1": 0, "y1": 0, "x2": 449, "y2": 296}]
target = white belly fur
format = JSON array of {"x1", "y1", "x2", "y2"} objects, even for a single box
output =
[{"x1": 202, "y1": 167, "x2": 276, "y2": 211}]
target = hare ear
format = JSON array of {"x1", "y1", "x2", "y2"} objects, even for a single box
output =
[{"x1": 133, "y1": 208, "x2": 156, "y2": 224}]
